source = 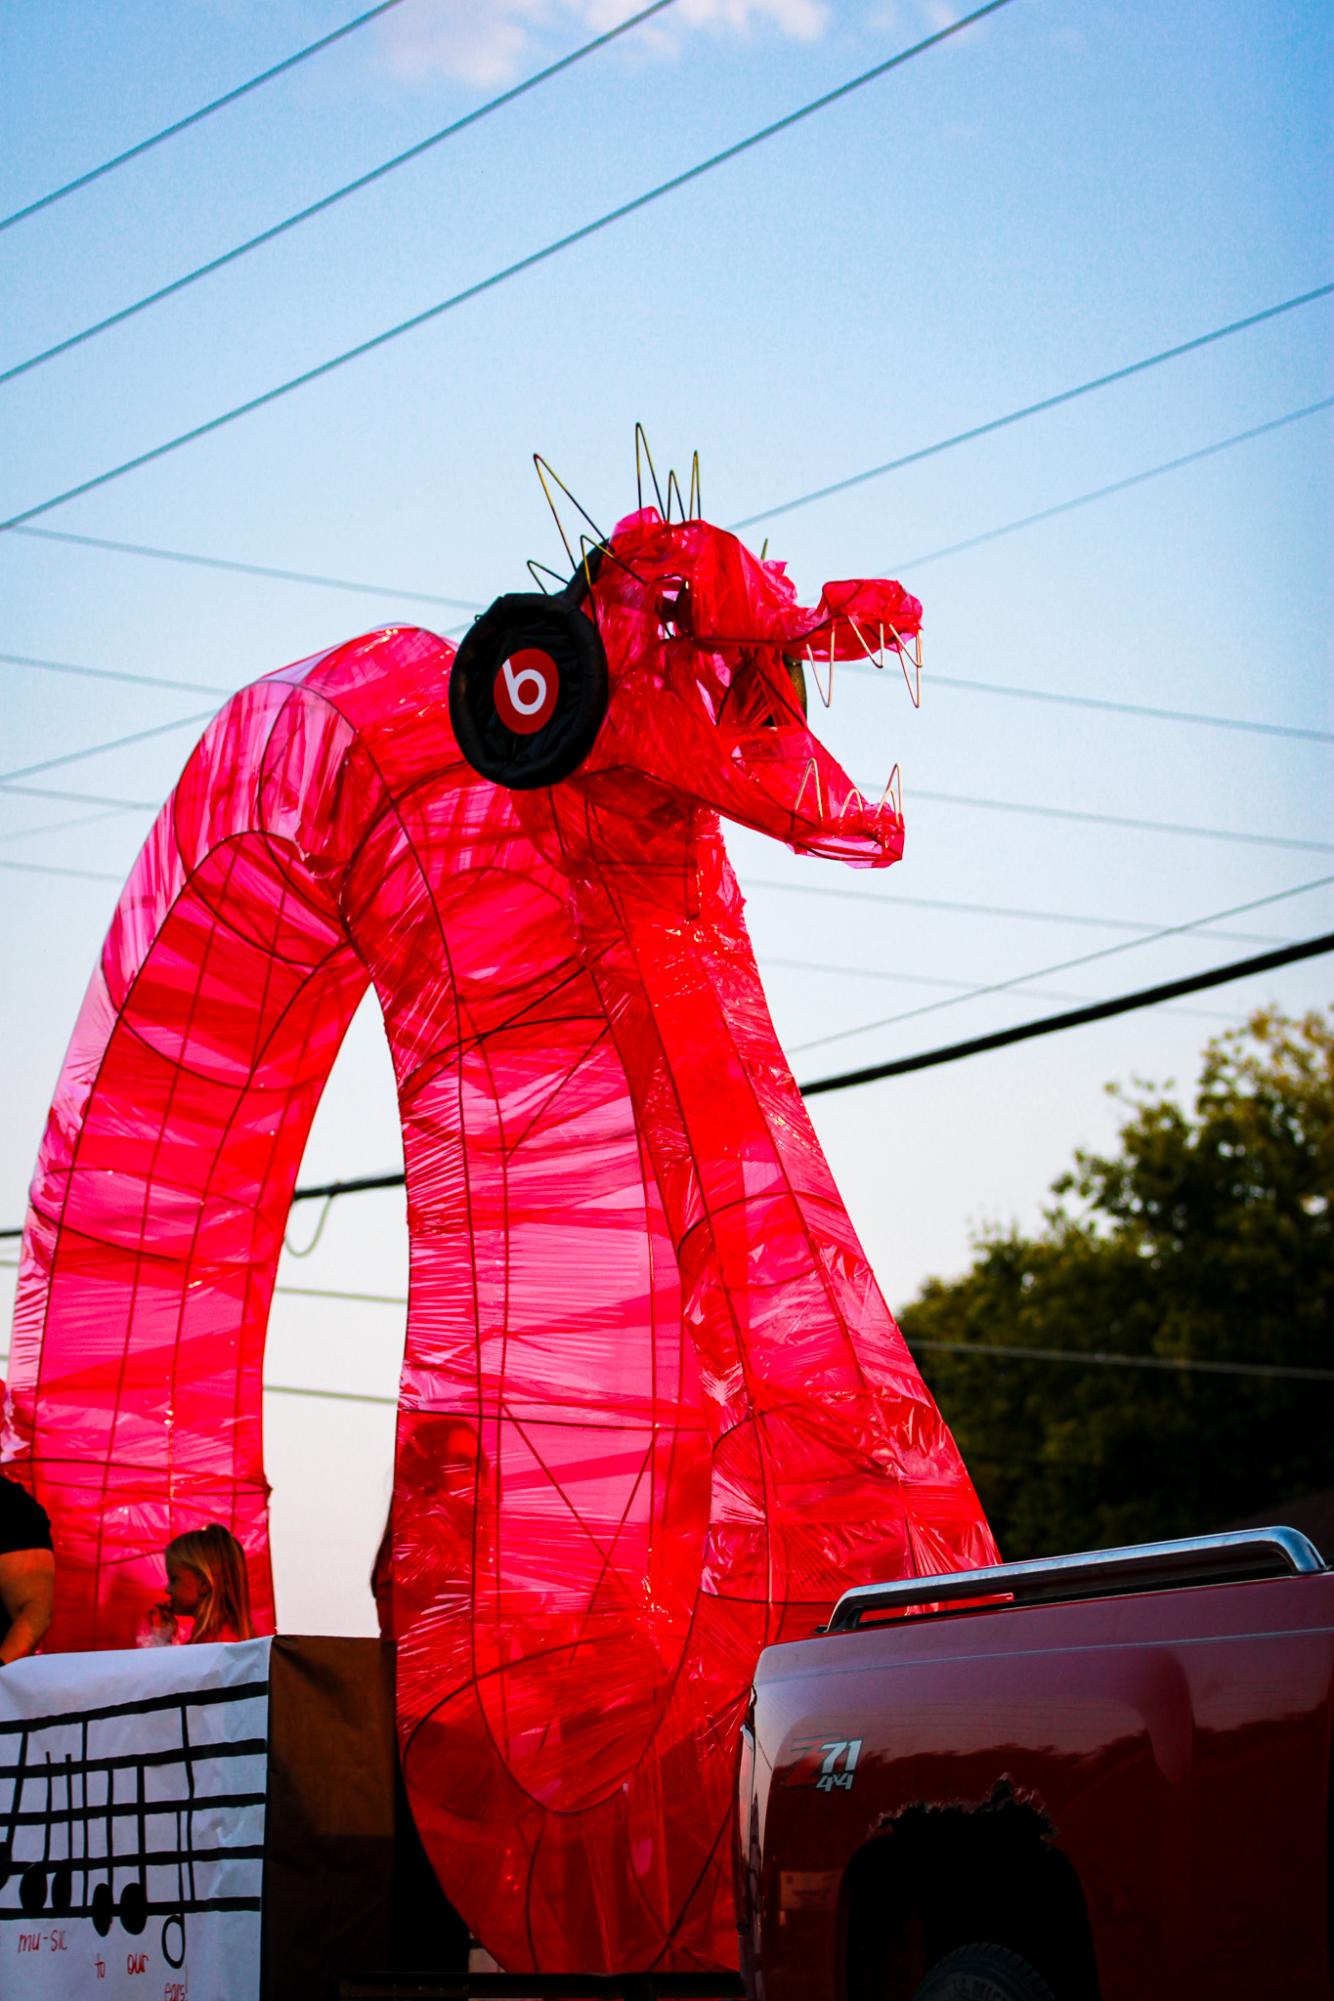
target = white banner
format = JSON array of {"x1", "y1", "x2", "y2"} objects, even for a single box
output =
[{"x1": 0, "y1": 1638, "x2": 271, "y2": 2001}]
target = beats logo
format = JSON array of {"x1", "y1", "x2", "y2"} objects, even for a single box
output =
[{"x1": 495, "y1": 649, "x2": 558, "y2": 734}]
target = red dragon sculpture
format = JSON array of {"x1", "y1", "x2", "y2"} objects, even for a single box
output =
[{"x1": 5, "y1": 451, "x2": 997, "y2": 1974}]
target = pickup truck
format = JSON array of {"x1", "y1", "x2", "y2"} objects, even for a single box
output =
[{"x1": 734, "y1": 1526, "x2": 1333, "y2": 2001}]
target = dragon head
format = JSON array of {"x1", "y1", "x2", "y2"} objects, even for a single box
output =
[
  {"x1": 576, "y1": 502, "x2": 919, "y2": 868},
  {"x1": 449, "y1": 447, "x2": 920, "y2": 870}
]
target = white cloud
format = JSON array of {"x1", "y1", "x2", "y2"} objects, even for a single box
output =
[
  {"x1": 675, "y1": 0, "x2": 829, "y2": 39},
  {"x1": 378, "y1": 0, "x2": 552, "y2": 88},
  {"x1": 376, "y1": 0, "x2": 831, "y2": 88}
]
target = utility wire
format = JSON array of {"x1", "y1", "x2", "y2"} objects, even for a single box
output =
[
  {"x1": 909, "y1": 1337, "x2": 1334, "y2": 1385},
  {"x1": 896, "y1": 395, "x2": 1334, "y2": 575},
  {"x1": 0, "y1": 783, "x2": 159, "y2": 811},
  {"x1": 8, "y1": 407, "x2": 1331, "y2": 742},
  {"x1": 791, "y1": 873, "x2": 1334, "y2": 1057},
  {"x1": 0, "y1": 712, "x2": 217, "y2": 788},
  {"x1": 3, "y1": 720, "x2": 1328, "y2": 853},
  {"x1": 921, "y1": 666, "x2": 1334, "y2": 745},
  {"x1": 2, "y1": 652, "x2": 233, "y2": 697},
  {"x1": 0, "y1": 1328, "x2": 398, "y2": 1407},
  {"x1": 2, "y1": 1286, "x2": 1328, "y2": 1386},
  {"x1": 0, "y1": 806, "x2": 127, "y2": 847},
  {"x1": 728, "y1": 284, "x2": 1334, "y2": 531},
  {"x1": 287, "y1": 1171, "x2": 407, "y2": 1206},
  {"x1": 2, "y1": 0, "x2": 682, "y2": 383},
  {"x1": 0, "y1": 857, "x2": 125, "y2": 884},
  {"x1": 897, "y1": 785, "x2": 1334, "y2": 857},
  {"x1": 6, "y1": 529, "x2": 484, "y2": 613},
  {"x1": 0, "y1": 0, "x2": 1020, "y2": 532},
  {"x1": 0, "y1": 0, "x2": 415, "y2": 233},
  {"x1": 4, "y1": 913, "x2": 1327, "y2": 1246},
  {"x1": 799, "y1": 928, "x2": 1334, "y2": 1096},
  {"x1": 766, "y1": 956, "x2": 1244, "y2": 1025},
  {"x1": 12, "y1": 593, "x2": 1330, "y2": 745},
  {"x1": 743, "y1": 875, "x2": 1300, "y2": 948}
]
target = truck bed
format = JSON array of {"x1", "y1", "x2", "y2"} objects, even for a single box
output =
[{"x1": 738, "y1": 1528, "x2": 1334, "y2": 2001}]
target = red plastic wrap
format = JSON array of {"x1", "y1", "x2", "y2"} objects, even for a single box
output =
[{"x1": 5, "y1": 502, "x2": 997, "y2": 1973}]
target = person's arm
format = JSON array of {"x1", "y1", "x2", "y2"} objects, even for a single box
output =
[{"x1": 0, "y1": 1547, "x2": 56, "y2": 1663}]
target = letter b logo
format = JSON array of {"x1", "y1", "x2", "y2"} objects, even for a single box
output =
[{"x1": 495, "y1": 649, "x2": 558, "y2": 734}]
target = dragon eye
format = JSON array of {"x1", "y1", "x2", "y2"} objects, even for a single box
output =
[
  {"x1": 657, "y1": 580, "x2": 693, "y2": 639},
  {"x1": 782, "y1": 655, "x2": 809, "y2": 721}
]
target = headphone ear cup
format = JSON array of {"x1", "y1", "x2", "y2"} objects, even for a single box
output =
[{"x1": 449, "y1": 592, "x2": 609, "y2": 790}]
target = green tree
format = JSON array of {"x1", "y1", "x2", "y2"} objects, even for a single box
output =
[{"x1": 900, "y1": 1007, "x2": 1334, "y2": 1559}]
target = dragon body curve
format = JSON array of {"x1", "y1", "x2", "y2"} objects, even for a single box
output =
[{"x1": 5, "y1": 501, "x2": 997, "y2": 1972}]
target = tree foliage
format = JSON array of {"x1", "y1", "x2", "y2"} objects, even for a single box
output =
[{"x1": 899, "y1": 1008, "x2": 1334, "y2": 1559}]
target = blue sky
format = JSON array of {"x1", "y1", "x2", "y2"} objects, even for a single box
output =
[{"x1": 2, "y1": 0, "x2": 1330, "y2": 1628}]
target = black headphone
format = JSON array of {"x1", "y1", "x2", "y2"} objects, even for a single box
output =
[{"x1": 449, "y1": 550, "x2": 610, "y2": 790}]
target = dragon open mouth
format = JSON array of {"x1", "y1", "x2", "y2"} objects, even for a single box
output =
[{"x1": 579, "y1": 507, "x2": 920, "y2": 868}]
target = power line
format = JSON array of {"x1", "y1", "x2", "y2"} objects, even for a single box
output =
[
  {"x1": 0, "y1": 1332, "x2": 397, "y2": 1408},
  {"x1": 8, "y1": 425, "x2": 1332, "y2": 744},
  {"x1": 799, "y1": 928, "x2": 1334, "y2": 1096},
  {"x1": 2, "y1": 651, "x2": 233, "y2": 697},
  {"x1": 743, "y1": 875, "x2": 1302, "y2": 948},
  {"x1": 2, "y1": 915, "x2": 1327, "y2": 1246},
  {"x1": 0, "y1": 0, "x2": 414, "y2": 233},
  {"x1": 923, "y1": 665, "x2": 1334, "y2": 744},
  {"x1": 0, "y1": 783, "x2": 159, "y2": 811},
  {"x1": 910, "y1": 1337, "x2": 1334, "y2": 1384},
  {"x1": 0, "y1": 857, "x2": 125, "y2": 884},
  {"x1": 0, "y1": 806, "x2": 127, "y2": 848},
  {"x1": 791, "y1": 873, "x2": 1334, "y2": 1057},
  {"x1": 0, "y1": 0, "x2": 1019, "y2": 532},
  {"x1": 2, "y1": 1284, "x2": 1327, "y2": 1387},
  {"x1": 3, "y1": 719, "x2": 1328, "y2": 853},
  {"x1": 5, "y1": 529, "x2": 484, "y2": 613},
  {"x1": 0, "y1": 712, "x2": 217, "y2": 789},
  {"x1": 728, "y1": 283, "x2": 1334, "y2": 531},
  {"x1": 288, "y1": 1172, "x2": 407, "y2": 1206},
  {"x1": 896, "y1": 785, "x2": 1334, "y2": 858},
  {"x1": 897, "y1": 395, "x2": 1334, "y2": 577},
  {"x1": 264, "y1": 1379, "x2": 395, "y2": 1408},
  {"x1": 765, "y1": 955, "x2": 1244, "y2": 1024},
  {"x1": 2, "y1": 1, "x2": 682, "y2": 383},
  {"x1": 274, "y1": 1281, "x2": 405, "y2": 1305},
  {"x1": 11, "y1": 608, "x2": 1329, "y2": 755}
]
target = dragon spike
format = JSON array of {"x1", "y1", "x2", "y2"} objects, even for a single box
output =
[
  {"x1": 526, "y1": 558, "x2": 566, "y2": 595},
  {"x1": 533, "y1": 454, "x2": 612, "y2": 576},
  {"x1": 578, "y1": 529, "x2": 651, "y2": 593},
  {"x1": 634, "y1": 424, "x2": 666, "y2": 517},
  {"x1": 847, "y1": 615, "x2": 880, "y2": 669},
  {"x1": 688, "y1": 450, "x2": 702, "y2": 521},
  {"x1": 806, "y1": 628, "x2": 835, "y2": 709},
  {"x1": 534, "y1": 455, "x2": 577, "y2": 570},
  {"x1": 888, "y1": 624, "x2": 923, "y2": 709},
  {"x1": 665, "y1": 467, "x2": 685, "y2": 524},
  {"x1": 577, "y1": 533, "x2": 602, "y2": 593},
  {"x1": 839, "y1": 785, "x2": 868, "y2": 825},
  {"x1": 876, "y1": 761, "x2": 903, "y2": 822},
  {"x1": 794, "y1": 757, "x2": 823, "y2": 820}
]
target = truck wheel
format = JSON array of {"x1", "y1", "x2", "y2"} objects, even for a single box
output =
[{"x1": 911, "y1": 1941, "x2": 1057, "y2": 2001}]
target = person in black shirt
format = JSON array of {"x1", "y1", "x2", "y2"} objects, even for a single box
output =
[{"x1": 0, "y1": 1473, "x2": 54, "y2": 1664}]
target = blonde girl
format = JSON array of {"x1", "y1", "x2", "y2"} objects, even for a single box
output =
[{"x1": 160, "y1": 1523, "x2": 255, "y2": 1643}]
